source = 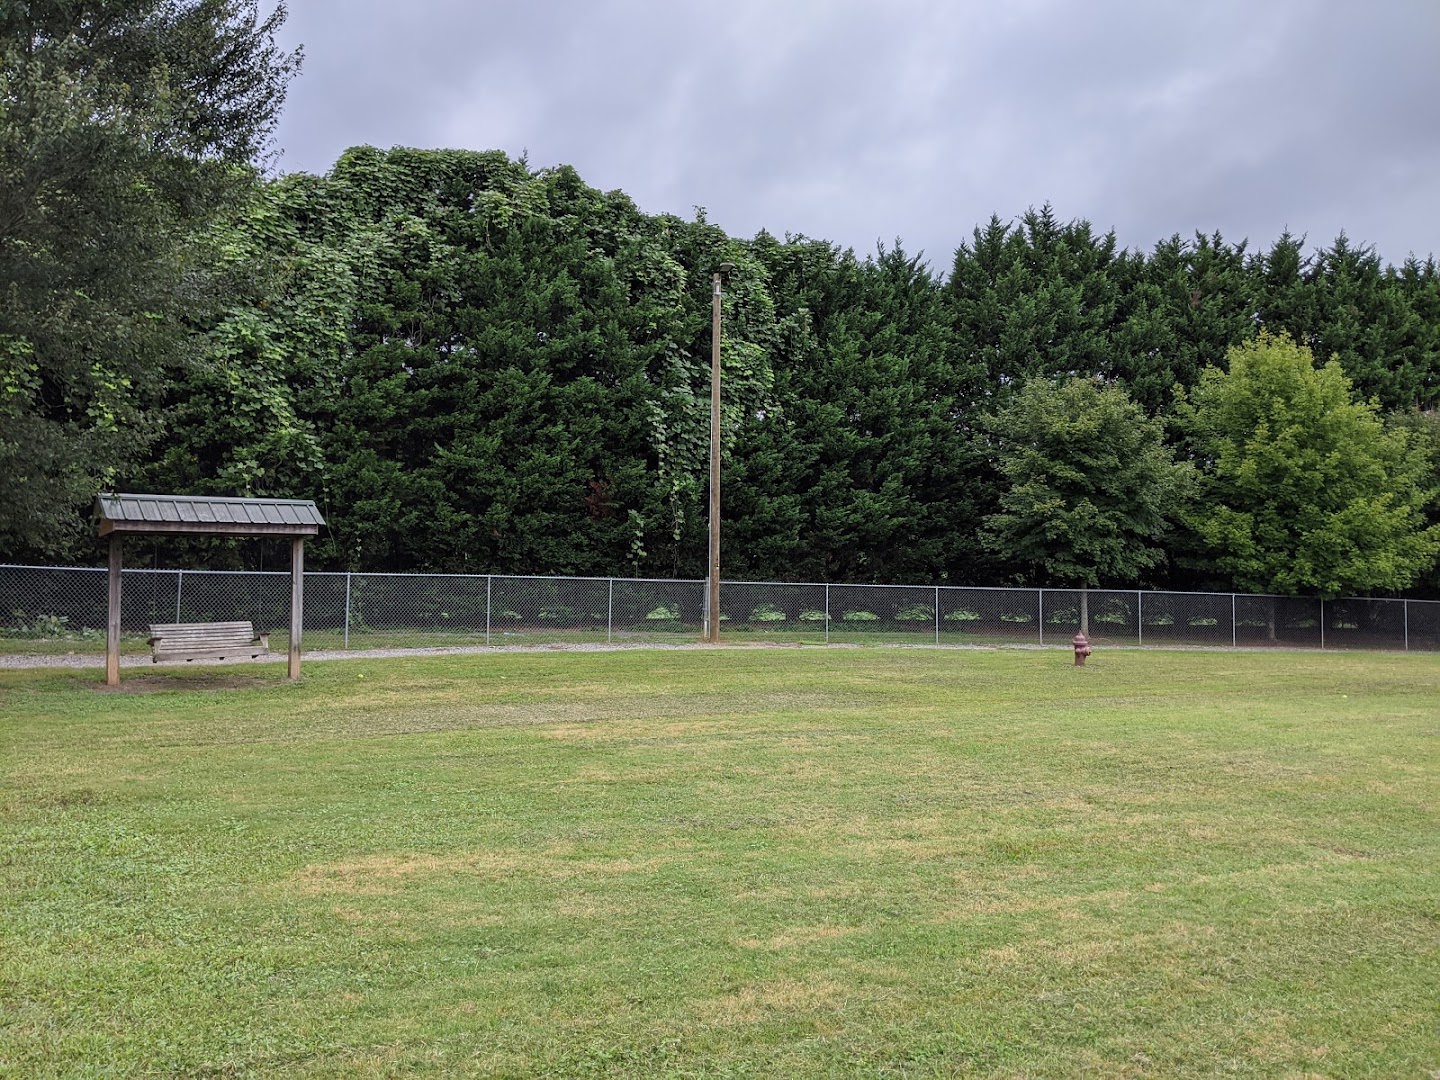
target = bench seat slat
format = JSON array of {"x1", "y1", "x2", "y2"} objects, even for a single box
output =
[
  {"x1": 152, "y1": 649, "x2": 270, "y2": 662},
  {"x1": 149, "y1": 622, "x2": 255, "y2": 633},
  {"x1": 153, "y1": 630, "x2": 254, "y2": 642}
]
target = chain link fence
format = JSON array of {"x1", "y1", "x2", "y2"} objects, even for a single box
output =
[{"x1": 2, "y1": 564, "x2": 1438, "y2": 655}]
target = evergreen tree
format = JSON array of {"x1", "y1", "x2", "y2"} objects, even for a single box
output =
[
  {"x1": 948, "y1": 207, "x2": 1122, "y2": 404},
  {"x1": 1304, "y1": 236, "x2": 1439, "y2": 411},
  {"x1": 738, "y1": 239, "x2": 982, "y2": 583},
  {"x1": 1109, "y1": 232, "x2": 1258, "y2": 413}
]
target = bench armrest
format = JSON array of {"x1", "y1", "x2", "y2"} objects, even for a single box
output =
[{"x1": 256, "y1": 631, "x2": 270, "y2": 650}]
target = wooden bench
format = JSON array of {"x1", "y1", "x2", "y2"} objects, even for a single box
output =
[{"x1": 147, "y1": 622, "x2": 270, "y2": 664}]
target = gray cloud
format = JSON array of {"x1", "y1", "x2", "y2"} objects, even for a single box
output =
[{"x1": 271, "y1": 0, "x2": 1440, "y2": 268}]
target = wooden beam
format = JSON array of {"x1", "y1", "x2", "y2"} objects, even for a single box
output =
[
  {"x1": 289, "y1": 537, "x2": 304, "y2": 680},
  {"x1": 98, "y1": 521, "x2": 320, "y2": 537},
  {"x1": 106, "y1": 535, "x2": 122, "y2": 686}
]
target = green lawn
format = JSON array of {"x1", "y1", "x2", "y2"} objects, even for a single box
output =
[{"x1": 2, "y1": 648, "x2": 1437, "y2": 1078}]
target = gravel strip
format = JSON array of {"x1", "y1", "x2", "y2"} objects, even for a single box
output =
[
  {"x1": 0, "y1": 640, "x2": 1322, "y2": 670},
  {"x1": 0, "y1": 641, "x2": 743, "y2": 669}
]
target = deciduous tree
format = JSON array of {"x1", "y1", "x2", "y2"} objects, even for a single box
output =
[
  {"x1": 0, "y1": 0, "x2": 299, "y2": 555},
  {"x1": 1179, "y1": 332, "x2": 1439, "y2": 595},
  {"x1": 982, "y1": 377, "x2": 1191, "y2": 588}
]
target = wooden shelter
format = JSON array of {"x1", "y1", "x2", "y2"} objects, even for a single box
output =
[{"x1": 94, "y1": 493, "x2": 326, "y2": 686}]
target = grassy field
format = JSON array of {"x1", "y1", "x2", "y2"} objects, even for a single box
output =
[{"x1": 1, "y1": 647, "x2": 1437, "y2": 1078}]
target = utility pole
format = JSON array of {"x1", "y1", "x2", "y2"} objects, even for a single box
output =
[{"x1": 704, "y1": 261, "x2": 735, "y2": 643}]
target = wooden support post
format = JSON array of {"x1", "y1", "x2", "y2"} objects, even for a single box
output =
[
  {"x1": 106, "y1": 534, "x2": 122, "y2": 687},
  {"x1": 289, "y1": 537, "x2": 304, "y2": 680}
]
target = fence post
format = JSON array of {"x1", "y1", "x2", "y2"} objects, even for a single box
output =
[
  {"x1": 343, "y1": 573, "x2": 351, "y2": 650},
  {"x1": 288, "y1": 539, "x2": 304, "y2": 680},
  {"x1": 607, "y1": 579, "x2": 613, "y2": 644},
  {"x1": 1319, "y1": 597, "x2": 1325, "y2": 650},
  {"x1": 825, "y1": 583, "x2": 830, "y2": 645},
  {"x1": 1137, "y1": 590, "x2": 1143, "y2": 647},
  {"x1": 934, "y1": 586, "x2": 940, "y2": 646},
  {"x1": 1404, "y1": 598, "x2": 1409, "y2": 652},
  {"x1": 175, "y1": 568, "x2": 183, "y2": 623},
  {"x1": 106, "y1": 537, "x2": 122, "y2": 687},
  {"x1": 1231, "y1": 594, "x2": 1237, "y2": 648},
  {"x1": 1037, "y1": 589, "x2": 1044, "y2": 646},
  {"x1": 485, "y1": 576, "x2": 492, "y2": 647}
]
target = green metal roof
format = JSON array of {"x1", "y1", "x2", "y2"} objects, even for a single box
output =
[{"x1": 95, "y1": 493, "x2": 324, "y2": 537}]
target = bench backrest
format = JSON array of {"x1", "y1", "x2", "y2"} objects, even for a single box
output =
[{"x1": 149, "y1": 622, "x2": 257, "y2": 649}]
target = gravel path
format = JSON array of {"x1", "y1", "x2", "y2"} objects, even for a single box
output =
[
  {"x1": 0, "y1": 640, "x2": 856, "y2": 670},
  {"x1": 0, "y1": 640, "x2": 1323, "y2": 671}
]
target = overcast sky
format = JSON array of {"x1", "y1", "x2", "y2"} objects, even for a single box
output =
[{"x1": 268, "y1": 0, "x2": 1440, "y2": 271}]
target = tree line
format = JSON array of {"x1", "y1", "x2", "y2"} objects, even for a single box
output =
[{"x1": 4, "y1": 2, "x2": 1438, "y2": 597}]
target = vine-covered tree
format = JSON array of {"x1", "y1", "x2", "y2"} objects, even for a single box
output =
[
  {"x1": 143, "y1": 173, "x2": 352, "y2": 506},
  {"x1": 313, "y1": 149, "x2": 664, "y2": 573}
]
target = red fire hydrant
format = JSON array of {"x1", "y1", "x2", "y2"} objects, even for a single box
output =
[{"x1": 1073, "y1": 631, "x2": 1092, "y2": 666}]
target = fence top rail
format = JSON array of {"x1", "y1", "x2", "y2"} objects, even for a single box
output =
[
  {"x1": 3, "y1": 565, "x2": 1438, "y2": 608},
  {"x1": 492, "y1": 574, "x2": 656, "y2": 584}
]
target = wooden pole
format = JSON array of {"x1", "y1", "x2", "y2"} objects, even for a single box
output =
[
  {"x1": 289, "y1": 537, "x2": 304, "y2": 680},
  {"x1": 705, "y1": 269, "x2": 723, "y2": 644},
  {"x1": 106, "y1": 534, "x2": 122, "y2": 687}
]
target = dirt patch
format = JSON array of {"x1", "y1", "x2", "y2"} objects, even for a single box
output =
[
  {"x1": 697, "y1": 976, "x2": 851, "y2": 1025},
  {"x1": 93, "y1": 675, "x2": 281, "y2": 693},
  {"x1": 736, "y1": 925, "x2": 854, "y2": 950},
  {"x1": 293, "y1": 851, "x2": 525, "y2": 894},
  {"x1": 291, "y1": 849, "x2": 677, "y2": 897}
]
